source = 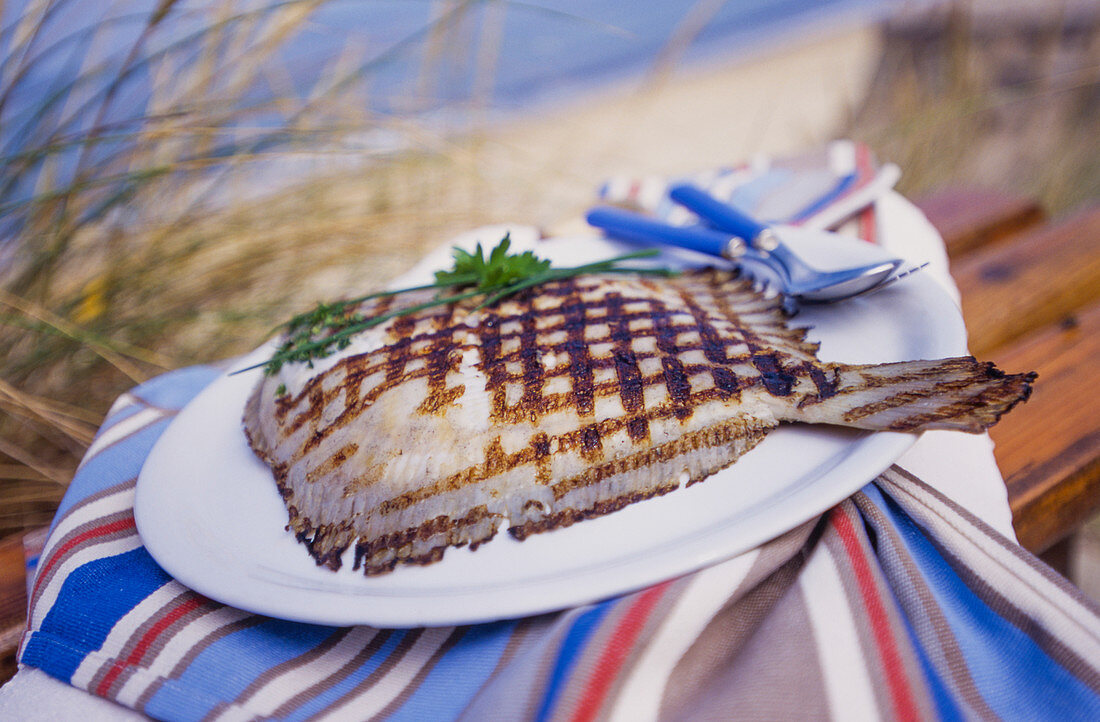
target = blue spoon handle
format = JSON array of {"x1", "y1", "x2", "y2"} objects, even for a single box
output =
[
  {"x1": 668, "y1": 183, "x2": 769, "y2": 245},
  {"x1": 585, "y1": 206, "x2": 730, "y2": 258}
]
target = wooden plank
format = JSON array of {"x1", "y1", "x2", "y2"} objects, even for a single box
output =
[
  {"x1": 916, "y1": 188, "x2": 1046, "y2": 258},
  {"x1": 986, "y1": 299, "x2": 1100, "y2": 553},
  {"x1": 950, "y1": 207, "x2": 1100, "y2": 357}
]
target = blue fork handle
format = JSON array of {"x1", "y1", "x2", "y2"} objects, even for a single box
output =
[
  {"x1": 668, "y1": 183, "x2": 770, "y2": 246},
  {"x1": 586, "y1": 206, "x2": 731, "y2": 258}
]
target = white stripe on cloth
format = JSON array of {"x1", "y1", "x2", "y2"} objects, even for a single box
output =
[
  {"x1": 322, "y1": 627, "x2": 455, "y2": 722},
  {"x1": 104, "y1": 392, "x2": 140, "y2": 420},
  {"x1": 881, "y1": 471, "x2": 1100, "y2": 665},
  {"x1": 806, "y1": 163, "x2": 901, "y2": 233},
  {"x1": 70, "y1": 583, "x2": 182, "y2": 690},
  {"x1": 637, "y1": 175, "x2": 668, "y2": 210},
  {"x1": 115, "y1": 606, "x2": 256, "y2": 708},
  {"x1": 211, "y1": 627, "x2": 381, "y2": 721},
  {"x1": 28, "y1": 534, "x2": 144, "y2": 632},
  {"x1": 39, "y1": 486, "x2": 134, "y2": 561},
  {"x1": 705, "y1": 168, "x2": 750, "y2": 204},
  {"x1": 827, "y1": 139, "x2": 857, "y2": 176},
  {"x1": 607, "y1": 550, "x2": 760, "y2": 722},
  {"x1": 601, "y1": 176, "x2": 633, "y2": 203},
  {"x1": 800, "y1": 543, "x2": 882, "y2": 722},
  {"x1": 78, "y1": 406, "x2": 169, "y2": 470}
]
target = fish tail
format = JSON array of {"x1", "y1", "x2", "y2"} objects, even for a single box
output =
[{"x1": 794, "y1": 357, "x2": 1036, "y2": 433}]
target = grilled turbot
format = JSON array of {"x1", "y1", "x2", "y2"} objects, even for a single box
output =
[{"x1": 244, "y1": 269, "x2": 1034, "y2": 575}]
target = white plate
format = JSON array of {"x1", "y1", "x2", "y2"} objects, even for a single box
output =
[{"x1": 136, "y1": 231, "x2": 966, "y2": 628}]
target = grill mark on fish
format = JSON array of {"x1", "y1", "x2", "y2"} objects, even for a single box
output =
[
  {"x1": 606, "y1": 292, "x2": 648, "y2": 442},
  {"x1": 291, "y1": 357, "x2": 764, "y2": 466},
  {"x1": 371, "y1": 405, "x2": 770, "y2": 515},
  {"x1": 800, "y1": 365, "x2": 841, "y2": 406},
  {"x1": 275, "y1": 289, "x2": 979, "y2": 463},
  {"x1": 352, "y1": 505, "x2": 500, "y2": 575},
  {"x1": 273, "y1": 293, "x2": 398, "y2": 420},
  {"x1": 879, "y1": 373, "x2": 1035, "y2": 431},
  {"x1": 531, "y1": 432, "x2": 552, "y2": 485},
  {"x1": 549, "y1": 419, "x2": 768, "y2": 500},
  {"x1": 290, "y1": 517, "x2": 355, "y2": 570},
  {"x1": 517, "y1": 302, "x2": 546, "y2": 416},
  {"x1": 678, "y1": 285, "x2": 753, "y2": 400},
  {"x1": 562, "y1": 288, "x2": 595, "y2": 416},
  {"x1": 509, "y1": 484, "x2": 681, "y2": 541},
  {"x1": 476, "y1": 313, "x2": 508, "y2": 420},
  {"x1": 416, "y1": 313, "x2": 464, "y2": 415},
  {"x1": 678, "y1": 288, "x2": 730, "y2": 365},
  {"x1": 287, "y1": 386, "x2": 326, "y2": 435},
  {"x1": 578, "y1": 423, "x2": 603, "y2": 461},
  {"x1": 285, "y1": 288, "x2": 774, "y2": 427},
  {"x1": 750, "y1": 351, "x2": 798, "y2": 396},
  {"x1": 842, "y1": 373, "x2": 998, "y2": 423},
  {"x1": 651, "y1": 298, "x2": 693, "y2": 420},
  {"x1": 305, "y1": 443, "x2": 358, "y2": 484}
]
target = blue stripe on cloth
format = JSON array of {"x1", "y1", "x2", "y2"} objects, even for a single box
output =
[
  {"x1": 143, "y1": 619, "x2": 339, "y2": 722},
  {"x1": 21, "y1": 548, "x2": 172, "y2": 681},
  {"x1": 51, "y1": 366, "x2": 221, "y2": 527},
  {"x1": 51, "y1": 419, "x2": 173, "y2": 526},
  {"x1": 910, "y1": 636, "x2": 966, "y2": 722},
  {"x1": 789, "y1": 171, "x2": 857, "y2": 221},
  {"x1": 130, "y1": 365, "x2": 222, "y2": 410},
  {"x1": 385, "y1": 621, "x2": 519, "y2": 721},
  {"x1": 535, "y1": 601, "x2": 614, "y2": 722},
  {"x1": 865, "y1": 486, "x2": 1100, "y2": 721},
  {"x1": 277, "y1": 629, "x2": 411, "y2": 721},
  {"x1": 859, "y1": 485, "x2": 967, "y2": 721}
]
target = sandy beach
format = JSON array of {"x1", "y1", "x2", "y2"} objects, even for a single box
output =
[{"x1": 470, "y1": 23, "x2": 883, "y2": 232}]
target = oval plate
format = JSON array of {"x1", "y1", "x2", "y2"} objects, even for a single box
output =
[{"x1": 135, "y1": 231, "x2": 965, "y2": 627}]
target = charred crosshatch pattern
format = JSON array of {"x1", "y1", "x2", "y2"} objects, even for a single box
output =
[
  {"x1": 275, "y1": 270, "x2": 824, "y2": 460},
  {"x1": 244, "y1": 269, "x2": 1034, "y2": 574}
]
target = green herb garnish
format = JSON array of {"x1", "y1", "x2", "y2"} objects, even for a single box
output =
[{"x1": 235, "y1": 233, "x2": 675, "y2": 376}]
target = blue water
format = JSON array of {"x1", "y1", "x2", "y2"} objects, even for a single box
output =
[{"x1": 0, "y1": 0, "x2": 916, "y2": 238}]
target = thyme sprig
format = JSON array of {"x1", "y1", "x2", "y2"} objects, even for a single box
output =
[{"x1": 235, "y1": 233, "x2": 676, "y2": 377}]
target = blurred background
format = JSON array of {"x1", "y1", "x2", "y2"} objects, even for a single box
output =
[{"x1": 0, "y1": 0, "x2": 1096, "y2": 576}]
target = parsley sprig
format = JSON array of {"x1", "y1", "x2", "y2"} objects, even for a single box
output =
[{"x1": 235, "y1": 233, "x2": 675, "y2": 377}]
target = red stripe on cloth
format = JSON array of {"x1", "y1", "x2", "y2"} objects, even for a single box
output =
[
  {"x1": 859, "y1": 205, "x2": 878, "y2": 245},
  {"x1": 32, "y1": 517, "x2": 136, "y2": 599},
  {"x1": 854, "y1": 143, "x2": 879, "y2": 244},
  {"x1": 569, "y1": 581, "x2": 671, "y2": 722},
  {"x1": 831, "y1": 507, "x2": 921, "y2": 721},
  {"x1": 94, "y1": 596, "x2": 204, "y2": 696}
]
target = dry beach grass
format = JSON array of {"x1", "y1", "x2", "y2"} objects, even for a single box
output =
[{"x1": 0, "y1": 0, "x2": 1097, "y2": 545}]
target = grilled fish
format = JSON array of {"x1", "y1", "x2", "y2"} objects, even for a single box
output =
[{"x1": 243, "y1": 269, "x2": 1034, "y2": 575}]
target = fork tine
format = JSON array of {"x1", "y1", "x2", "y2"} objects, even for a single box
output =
[{"x1": 848, "y1": 262, "x2": 931, "y2": 299}]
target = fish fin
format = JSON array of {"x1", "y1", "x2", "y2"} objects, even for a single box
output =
[{"x1": 793, "y1": 357, "x2": 1035, "y2": 433}]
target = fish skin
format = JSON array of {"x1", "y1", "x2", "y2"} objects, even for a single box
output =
[{"x1": 243, "y1": 269, "x2": 1034, "y2": 575}]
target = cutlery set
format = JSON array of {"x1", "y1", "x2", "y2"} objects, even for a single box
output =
[{"x1": 587, "y1": 182, "x2": 922, "y2": 307}]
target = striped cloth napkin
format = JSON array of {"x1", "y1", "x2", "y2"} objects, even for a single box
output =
[{"x1": 15, "y1": 144, "x2": 1100, "y2": 721}]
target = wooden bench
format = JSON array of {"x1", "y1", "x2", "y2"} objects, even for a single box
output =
[
  {"x1": 916, "y1": 190, "x2": 1100, "y2": 563},
  {"x1": 0, "y1": 189, "x2": 1097, "y2": 683}
]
